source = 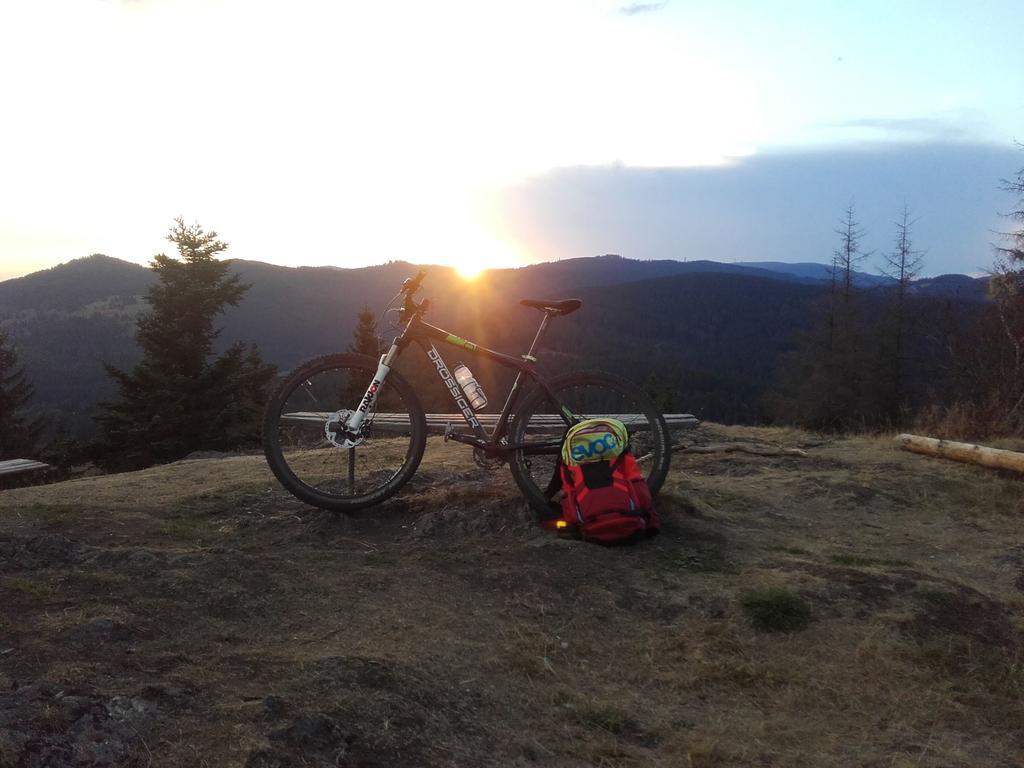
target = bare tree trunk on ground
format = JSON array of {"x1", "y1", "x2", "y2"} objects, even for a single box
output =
[{"x1": 896, "y1": 433, "x2": 1024, "y2": 474}]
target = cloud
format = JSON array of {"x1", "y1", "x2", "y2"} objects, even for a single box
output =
[
  {"x1": 494, "y1": 142, "x2": 1019, "y2": 276},
  {"x1": 827, "y1": 115, "x2": 984, "y2": 143},
  {"x1": 618, "y1": 2, "x2": 667, "y2": 15}
]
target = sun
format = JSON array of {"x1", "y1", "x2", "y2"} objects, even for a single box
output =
[
  {"x1": 447, "y1": 225, "x2": 523, "y2": 280},
  {"x1": 455, "y1": 262, "x2": 486, "y2": 280}
]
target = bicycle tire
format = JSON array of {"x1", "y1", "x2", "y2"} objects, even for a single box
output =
[
  {"x1": 263, "y1": 353, "x2": 427, "y2": 511},
  {"x1": 508, "y1": 370, "x2": 672, "y2": 516}
]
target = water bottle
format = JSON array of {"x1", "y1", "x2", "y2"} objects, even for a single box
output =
[{"x1": 453, "y1": 363, "x2": 487, "y2": 409}]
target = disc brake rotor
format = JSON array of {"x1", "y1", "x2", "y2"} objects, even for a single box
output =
[{"x1": 324, "y1": 409, "x2": 363, "y2": 449}]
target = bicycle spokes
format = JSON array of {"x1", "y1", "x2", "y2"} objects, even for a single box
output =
[{"x1": 272, "y1": 361, "x2": 421, "y2": 501}]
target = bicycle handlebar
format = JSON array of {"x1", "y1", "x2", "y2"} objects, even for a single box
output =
[
  {"x1": 399, "y1": 269, "x2": 428, "y2": 321},
  {"x1": 402, "y1": 269, "x2": 427, "y2": 296}
]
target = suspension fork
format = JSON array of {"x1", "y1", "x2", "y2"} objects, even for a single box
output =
[{"x1": 345, "y1": 341, "x2": 401, "y2": 432}]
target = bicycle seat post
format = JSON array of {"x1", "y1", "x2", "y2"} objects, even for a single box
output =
[{"x1": 523, "y1": 312, "x2": 554, "y2": 362}]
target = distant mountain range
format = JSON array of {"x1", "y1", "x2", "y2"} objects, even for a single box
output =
[{"x1": 0, "y1": 254, "x2": 989, "y2": 436}]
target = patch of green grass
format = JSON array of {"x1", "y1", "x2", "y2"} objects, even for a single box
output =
[
  {"x1": 672, "y1": 545, "x2": 737, "y2": 574},
  {"x1": 880, "y1": 558, "x2": 913, "y2": 568},
  {"x1": 159, "y1": 513, "x2": 212, "y2": 541},
  {"x1": 549, "y1": 688, "x2": 576, "y2": 709},
  {"x1": 829, "y1": 554, "x2": 876, "y2": 567},
  {"x1": 2, "y1": 577, "x2": 55, "y2": 600},
  {"x1": 17, "y1": 503, "x2": 79, "y2": 525},
  {"x1": 774, "y1": 546, "x2": 811, "y2": 556},
  {"x1": 829, "y1": 554, "x2": 913, "y2": 568},
  {"x1": 170, "y1": 494, "x2": 231, "y2": 516},
  {"x1": 685, "y1": 738, "x2": 736, "y2": 768},
  {"x1": 913, "y1": 637, "x2": 1024, "y2": 700},
  {"x1": 658, "y1": 529, "x2": 736, "y2": 574},
  {"x1": 904, "y1": 589, "x2": 1022, "y2": 698},
  {"x1": 740, "y1": 588, "x2": 812, "y2": 633},
  {"x1": 160, "y1": 493, "x2": 239, "y2": 540},
  {"x1": 0, "y1": 735, "x2": 16, "y2": 768},
  {"x1": 577, "y1": 705, "x2": 641, "y2": 736}
]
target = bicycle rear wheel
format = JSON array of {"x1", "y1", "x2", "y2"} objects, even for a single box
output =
[
  {"x1": 508, "y1": 370, "x2": 671, "y2": 515},
  {"x1": 263, "y1": 353, "x2": 426, "y2": 511}
]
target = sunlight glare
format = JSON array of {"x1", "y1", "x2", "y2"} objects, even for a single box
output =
[
  {"x1": 446, "y1": 223, "x2": 524, "y2": 280},
  {"x1": 455, "y1": 263, "x2": 485, "y2": 280}
]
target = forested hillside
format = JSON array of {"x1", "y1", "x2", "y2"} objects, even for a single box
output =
[{"x1": 0, "y1": 254, "x2": 989, "y2": 438}]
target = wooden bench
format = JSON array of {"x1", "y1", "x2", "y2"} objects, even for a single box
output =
[
  {"x1": 0, "y1": 459, "x2": 51, "y2": 479},
  {"x1": 282, "y1": 412, "x2": 700, "y2": 435}
]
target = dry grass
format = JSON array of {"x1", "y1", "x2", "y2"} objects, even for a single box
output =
[{"x1": 1, "y1": 427, "x2": 1022, "y2": 766}]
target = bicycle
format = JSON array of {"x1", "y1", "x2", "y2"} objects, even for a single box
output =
[{"x1": 262, "y1": 269, "x2": 672, "y2": 513}]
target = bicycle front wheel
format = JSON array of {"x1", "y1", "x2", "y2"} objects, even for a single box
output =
[
  {"x1": 508, "y1": 370, "x2": 672, "y2": 516},
  {"x1": 262, "y1": 353, "x2": 427, "y2": 511}
]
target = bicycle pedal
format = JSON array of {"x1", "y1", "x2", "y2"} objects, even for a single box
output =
[{"x1": 443, "y1": 422, "x2": 455, "y2": 441}]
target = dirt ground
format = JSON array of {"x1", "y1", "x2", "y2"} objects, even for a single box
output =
[{"x1": 1, "y1": 424, "x2": 1023, "y2": 767}]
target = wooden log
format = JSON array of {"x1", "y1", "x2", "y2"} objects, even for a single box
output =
[{"x1": 895, "y1": 433, "x2": 1024, "y2": 474}]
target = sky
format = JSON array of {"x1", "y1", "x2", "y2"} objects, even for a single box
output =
[{"x1": 1, "y1": 0, "x2": 1022, "y2": 281}]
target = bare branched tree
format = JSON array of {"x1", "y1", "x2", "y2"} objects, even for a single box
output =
[
  {"x1": 879, "y1": 204, "x2": 925, "y2": 420},
  {"x1": 771, "y1": 204, "x2": 874, "y2": 431},
  {"x1": 989, "y1": 145, "x2": 1024, "y2": 428},
  {"x1": 995, "y1": 142, "x2": 1024, "y2": 267},
  {"x1": 832, "y1": 204, "x2": 871, "y2": 302}
]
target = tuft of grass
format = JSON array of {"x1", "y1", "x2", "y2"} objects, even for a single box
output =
[
  {"x1": 913, "y1": 637, "x2": 1024, "y2": 700},
  {"x1": 20, "y1": 503, "x2": 80, "y2": 526},
  {"x1": 158, "y1": 499, "x2": 229, "y2": 541},
  {"x1": 577, "y1": 705, "x2": 637, "y2": 736},
  {"x1": 685, "y1": 737, "x2": 737, "y2": 768},
  {"x1": 2, "y1": 577, "x2": 54, "y2": 600},
  {"x1": 740, "y1": 588, "x2": 812, "y2": 633},
  {"x1": 0, "y1": 736, "x2": 16, "y2": 768},
  {"x1": 829, "y1": 553, "x2": 876, "y2": 567},
  {"x1": 774, "y1": 546, "x2": 812, "y2": 556},
  {"x1": 159, "y1": 516, "x2": 209, "y2": 541},
  {"x1": 829, "y1": 553, "x2": 913, "y2": 568},
  {"x1": 904, "y1": 589, "x2": 1023, "y2": 699},
  {"x1": 671, "y1": 545, "x2": 736, "y2": 574}
]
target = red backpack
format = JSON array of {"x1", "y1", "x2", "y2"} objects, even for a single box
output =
[{"x1": 555, "y1": 419, "x2": 660, "y2": 543}]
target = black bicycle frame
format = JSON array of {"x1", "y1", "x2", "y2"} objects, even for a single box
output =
[{"x1": 391, "y1": 312, "x2": 571, "y2": 455}]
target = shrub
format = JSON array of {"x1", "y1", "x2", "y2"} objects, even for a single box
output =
[{"x1": 740, "y1": 588, "x2": 812, "y2": 633}]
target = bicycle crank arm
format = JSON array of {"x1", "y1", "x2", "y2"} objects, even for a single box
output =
[{"x1": 443, "y1": 432, "x2": 491, "y2": 450}]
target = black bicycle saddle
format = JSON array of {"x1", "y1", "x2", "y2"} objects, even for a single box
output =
[{"x1": 519, "y1": 298, "x2": 582, "y2": 316}]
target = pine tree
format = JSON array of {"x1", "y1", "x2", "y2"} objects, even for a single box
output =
[
  {"x1": 95, "y1": 219, "x2": 276, "y2": 468},
  {"x1": 0, "y1": 330, "x2": 45, "y2": 460},
  {"x1": 348, "y1": 307, "x2": 380, "y2": 356},
  {"x1": 341, "y1": 307, "x2": 381, "y2": 407},
  {"x1": 643, "y1": 370, "x2": 676, "y2": 412}
]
